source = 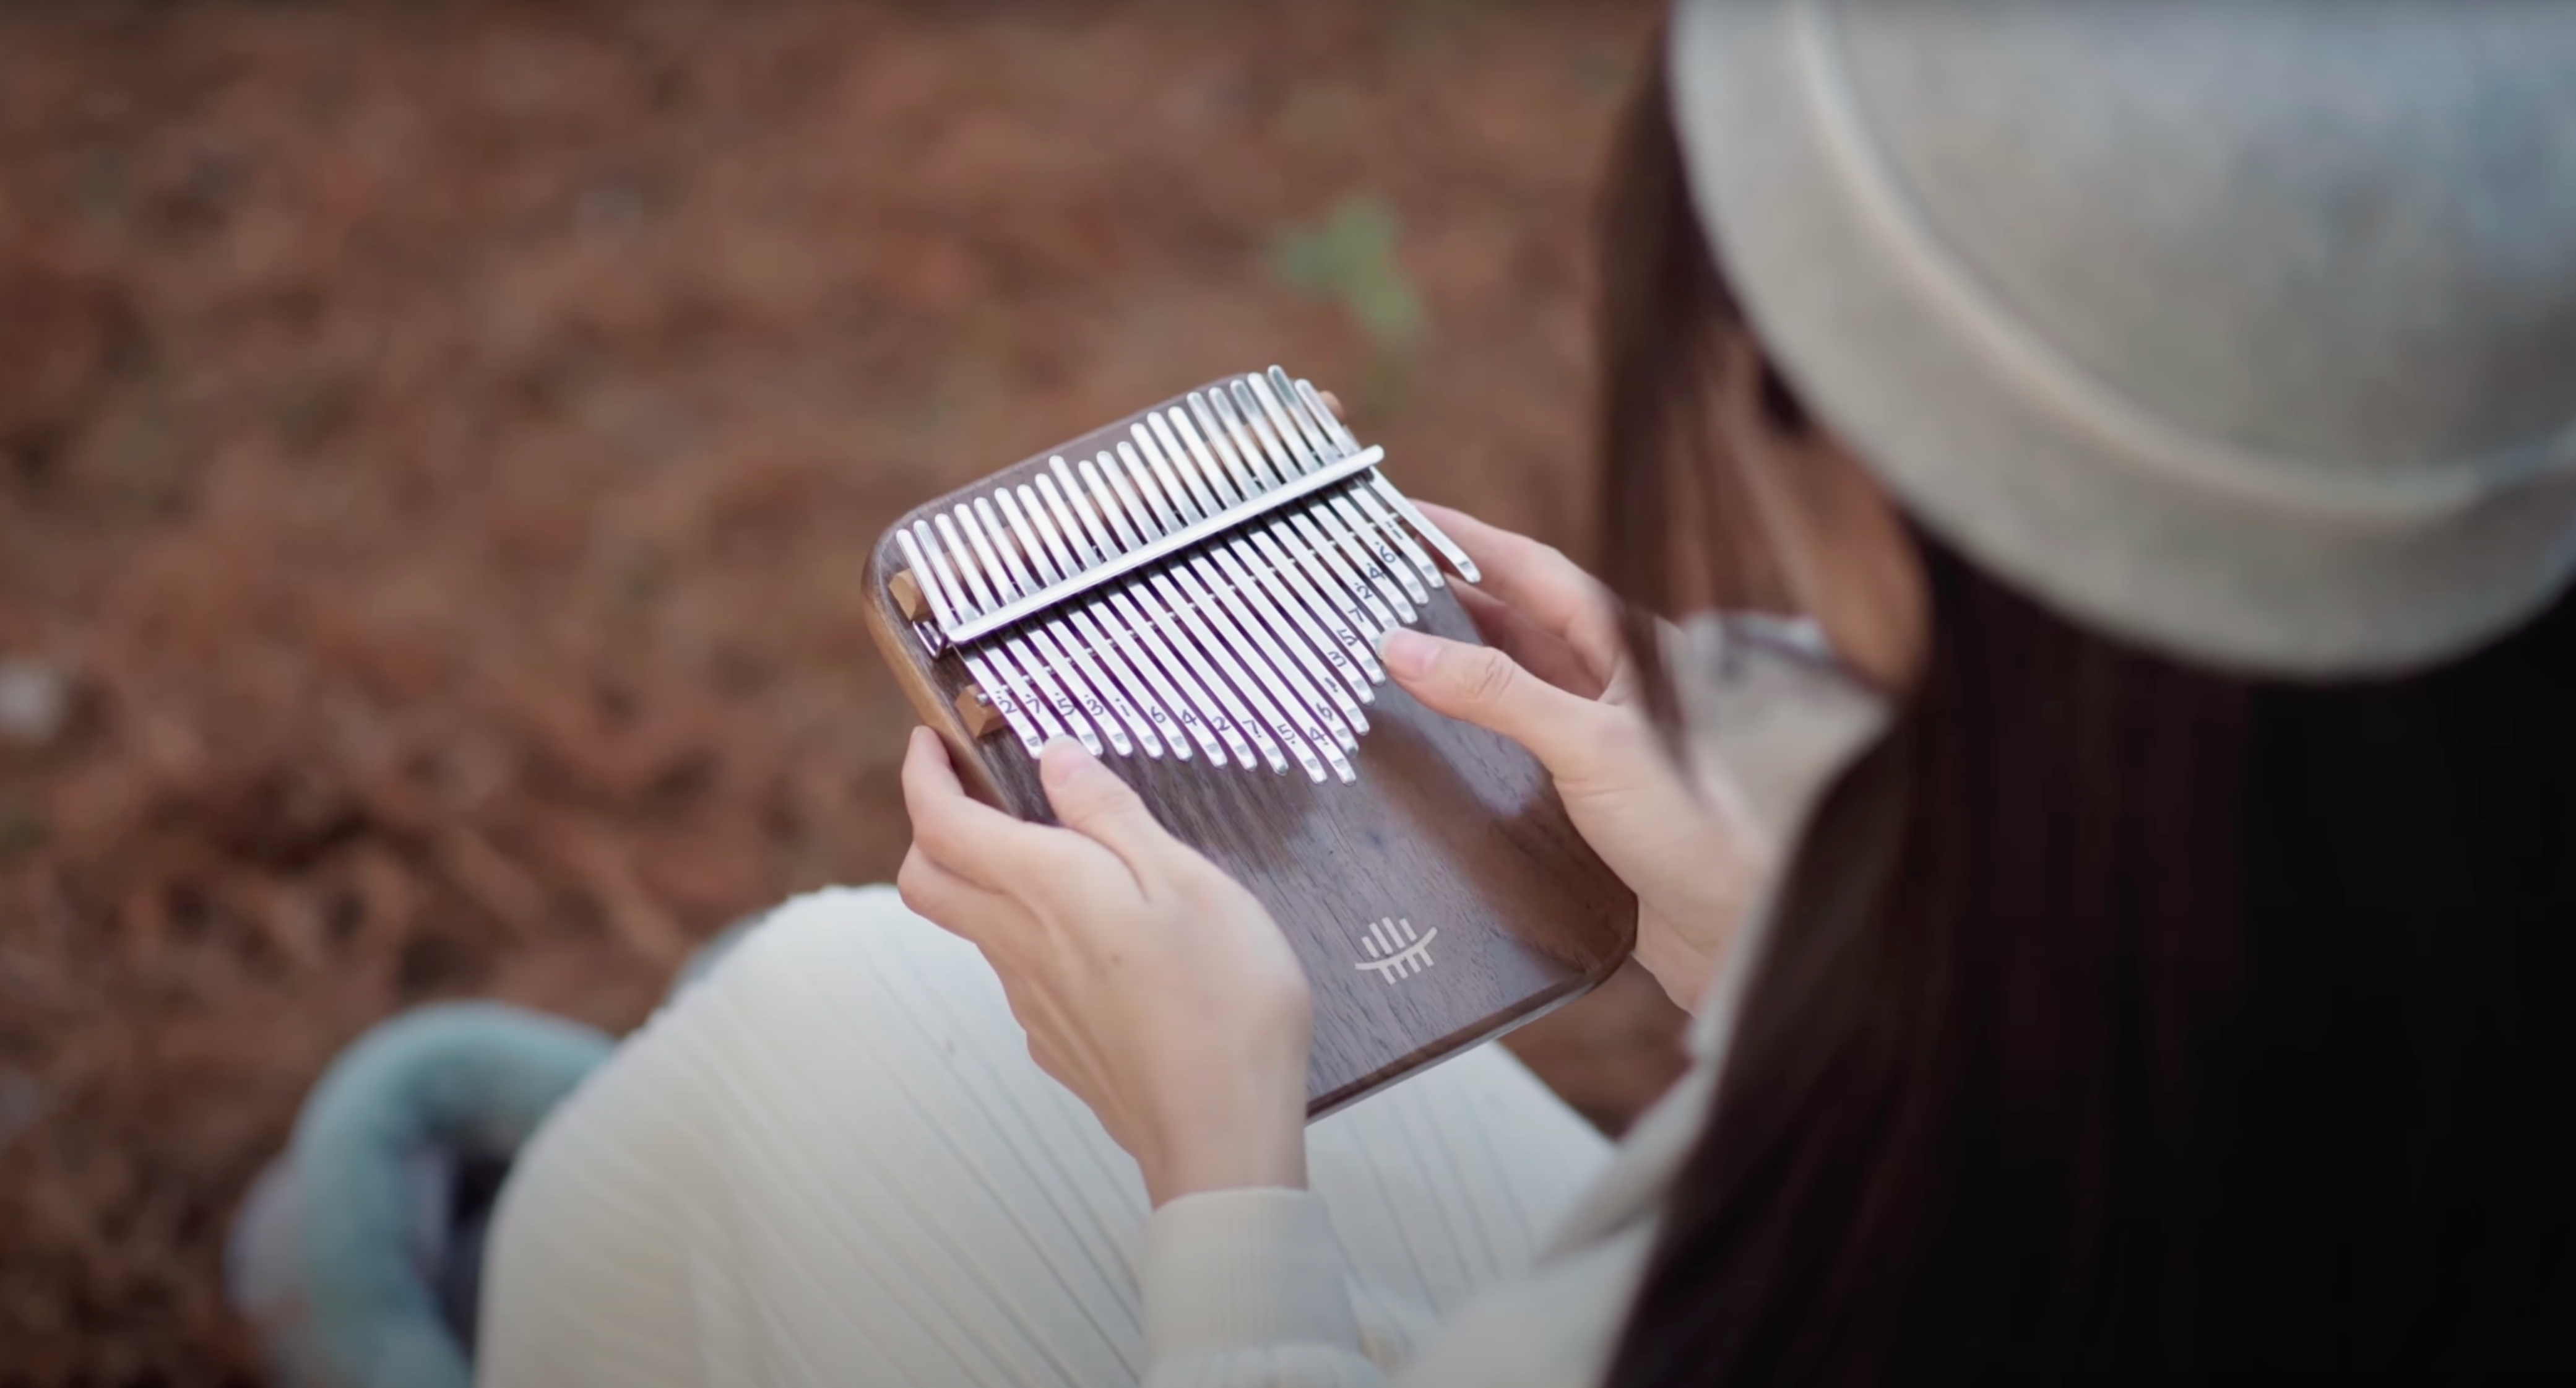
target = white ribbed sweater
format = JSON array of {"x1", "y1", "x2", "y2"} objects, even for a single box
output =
[{"x1": 480, "y1": 618, "x2": 1877, "y2": 1387}]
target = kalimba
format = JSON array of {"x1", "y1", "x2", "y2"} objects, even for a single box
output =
[{"x1": 863, "y1": 367, "x2": 1635, "y2": 1115}]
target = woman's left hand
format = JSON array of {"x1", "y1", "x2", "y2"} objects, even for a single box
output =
[{"x1": 897, "y1": 727, "x2": 1313, "y2": 1207}]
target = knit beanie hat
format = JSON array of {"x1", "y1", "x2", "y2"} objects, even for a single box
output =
[{"x1": 1669, "y1": 0, "x2": 2576, "y2": 676}]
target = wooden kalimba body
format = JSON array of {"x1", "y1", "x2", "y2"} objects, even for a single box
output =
[{"x1": 863, "y1": 368, "x2": 1635, "y2": 1116}]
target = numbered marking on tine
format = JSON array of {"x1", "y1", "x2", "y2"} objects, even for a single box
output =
[
  {"x1": 1328, "y1": 493, "x2": 1431, "y2": 606},
  {"x1": 1367, "y1": 474, "x2": 1480, "y2": 584},
  {"x1": 1348, "y1": 487, "x2": 1444, "y2": 589}
]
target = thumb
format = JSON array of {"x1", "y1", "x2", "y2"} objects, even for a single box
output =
[
  {"x1": 1040, "y1": 738, "x2": 1170, "y2": 863},
  {"x1": 1380, "y1": 628, "x2": 1614, "y2": 779}
]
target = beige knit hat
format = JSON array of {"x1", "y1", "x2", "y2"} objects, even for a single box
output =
[{"x1": 1669, "y1": 0, "x2": 2576, "y2": 677}]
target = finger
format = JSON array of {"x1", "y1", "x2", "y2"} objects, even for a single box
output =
[
  {"x1": 1379, "y1": 627, "x2": 1621, "y2": 779},
  {"x1": 1039, "y1": 738, "x2": 1173, "y2": 878},
  {"x1": 1318, "y1": 390, "x2": 1344, "y2": 421},
  {"x1": 1455, "y1": 583, "x2": 1606, "y2": 700},
  {"x1": 1411, "y1": 502, "x2": 1623, "y2": 680},
  {"x1": 896, "y1": 844, "x2": 1027, "y2": 946},
  {"x1": 901, "y1": 726, "x2": 1079, "y2": 893}
]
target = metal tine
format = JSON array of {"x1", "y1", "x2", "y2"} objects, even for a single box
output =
[
  {"x1": 1213, "y1": 541, "x2": 1375, "y2": 708},
  {"x1": 1117, "y1": 443, "x2": 1188, "y2": 530},
  {"x1": 1176, "y1": 551, "x2": 1364, "y2": 749},
  {"x1": 979, "y1": 496, "x2": 1131, "y2": 758},
  {"x1": 1346, "y1": 486, "x2": 1445, "y2": 589},
  {"x1": 930, "y1": 511, "x2": 1087, "y2": 748},
  {"x1": 1003, "y1": 485, "x2": 1071, "y2": 584},
  {"x1": 1232, "y1": 384, "x2": 1424, "y2": 612},
  {"x1": 1113, "y1": 584, "x2": 1261, "y2": 770},
  {"x1": 957, "y1": 503, "x2": 1105, "y2": 757},
  {"x1": 1122, "y1": 439, "x2": 1201, "y2": 531},
  {"x1": 1142, "y1": 406, "x2": 1362, "y2": 722},
  {"x1": 1207, "y1": 386, "x2": 1282, "y2": 484},
  {"x1": 989, "y1": 494, "x2": 1143, "y2": 757},
  {"x1": 920, "y1": 523, "x2": 1070, "y2": 753},
  {"x1": 1256, "y1": 374, "x2": 1442, "y2": 590},
  {"x1": 1217, "y1": 388, "x2": 1419, "y2": 622},
  {"x1": 1193, "y1": 415, "x2": 1357, "y2": 666},
  {"x1": 1035, "y1": 469, "x2": 1102, "y2": 579},
  {"x1": 1325, "y1": 493, "x2": 1433, "y2": 606},
  {"x1": 899, "y1": 527, "x2": 1048, "y2": 758},
  {"x1": 1256, "y1": 368, "x2": 1477, "y2": 588},
  {"x1": 1360, "y1": 476, "x2": 1484, "y2": 584},
  {"x1": 1052, "y1": 462, "x2": 1242, "y2": 768},
  {"x1": 1290, "y1": 505, "x2": 1419, "y2": 625},
  {"x1": 1290, "y1": 375, "x2": 1362, "y2": 455},
  {"x1": 1018, "y1": 482, "x2": 1180, "y2": 760},
  {"x1": 957, "y1": 501, "x2": 1104, "y2": 757},
  {"x1": 1133, "y1": 572, "x2": 1299, "y2": 775},
  {"x1": 1268, "y1": 441, "x2": 1425, "y2": 605},
  {"x1": 925, "y1": 516, "x2": 1076, "y2": 752},
  {"x1": 899, "y1": 523, "x2": 964, "y2": 634},
  {"x1": 1038, "y1": 458, "x2": 1112, "y2": 579},
  {"x1": 1168, "y1": 406, "x2": 1268, "y2": 505},
  {"x1": 981, "y1": 642, "x2": 1073, "y2": 753},
  {"x1": 1149, "y1": 412, "x2": 1240, "y2": 510},
  {"x1": 1002, "y1": 485, "x2": 1156, "y2": 757},
  {"x1": 1097, "y1": 447, "x2": 1303, "y2": 751},
  {"x1": 1269, "y1": 512, "x2": 1404, "y2": 635},
  {"x1": 1228, "y1": 532, "x2": 1381, "y2": 690},
  {"x1": 1364, "y1": 469, "x2": 1481, "y2": 583},
  {"x1": 1266, "y1": 367, "x2": 1341, "y2": 459},
  {"x1": 1291, "y1": 371, "x2": 1483, "y2": 584},
  {"x1": 1083, "y1": 455, "x2": 1277, "y2": 771},
  {"x1": 910, "y1": 375, "x2": 1434, "y2": 781},
  {"x1": 1181, "y1": 408, "x2": 1389, "y2": 659},
  {"x1": 971, "y1": 497, "x2": 1042, "y2": 605},
  {"x1": 1245, "y1": 373, "x2": 1325, "y2": 473},
  {"x1": 1035, "y1": 474, "x2": 1180, "y2": 716},
  {"x1": 1195, "y1": 391, "x2": 1286, "y2": 488},
  {"x1": 1203, "y1": 392, "x2": 1412, "y2": 631},
  {"x1": 1105, "y1": 446, "x2": 1325, "y2": 774},
  {"x1": 1364, "y1": 477, "x2": 1479, "y2": 581},
  {"x1": 1001, "y1": 488, "x2": 1160, "y2": 758},
  {"x1": 1172, "y1": 550, "x2": 1360, "y2": 749},
  {"x1": 1064, "y1": 593, "x2": 1203, "y2": 763},
  {"x1": 1245, "y1": 389, "x2": 1416, "y2": 628},
  {"x1": 1145, "y1": 570, "x2": 1334, "y2": 783},
  {"x1": 1012, "y1": 628, "x2": 1135, "y2": 761},
  {"x1": 1227, "y1": 380, "x2": 1305, "y2": 480},
  {"x1": 1080, "y1": 456, "x2": 1148, "y2": 551},
  {"x1": 1133, "y1": 421, "x2": 1222, "y2": 519},
  {"x1": 936, "y1": 511, "x2": 1001, "y2": 614},
  {"x1": 1247, "y1": 526, "x2": 1390, "y2": 678}
]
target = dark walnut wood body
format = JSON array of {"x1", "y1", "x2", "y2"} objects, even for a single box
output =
[{"x1": 862, "y1": 395, "x2": 1636, "y2": 1117}]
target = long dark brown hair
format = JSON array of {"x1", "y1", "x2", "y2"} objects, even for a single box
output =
[{"x1": 1596, "y1": 39, "x2": 2576, "y2": 1388}]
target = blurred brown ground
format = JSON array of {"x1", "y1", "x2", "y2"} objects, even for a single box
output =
[{"x1": 0, "y1": 2, "x2": 1683, "y2": 1381}]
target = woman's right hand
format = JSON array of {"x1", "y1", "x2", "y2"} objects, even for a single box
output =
[{"x1": 1381, "y1": 503, "x2": 1774, "y2": 1011}]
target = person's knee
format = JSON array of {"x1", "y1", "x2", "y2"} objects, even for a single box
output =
[{"x1": 685, "y1": 884, "x2": 947, "y2": 993}]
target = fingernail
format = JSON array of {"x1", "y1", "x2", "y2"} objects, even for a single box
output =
[
  {"x1": 1039, "y1": 736, "x2": 1098, "y2": 788},
  {"x1": 1380, "y1": 627, "x2": 1438, "y2": 680}
]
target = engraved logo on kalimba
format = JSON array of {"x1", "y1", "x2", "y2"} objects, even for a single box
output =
[{"x1": 1354, "y1": 916, "x2": 1437, "y2": 982}]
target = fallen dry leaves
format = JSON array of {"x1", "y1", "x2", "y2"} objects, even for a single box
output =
[{"x1": 0, "y1": 2, "x2": 1677, "y2": 1379}]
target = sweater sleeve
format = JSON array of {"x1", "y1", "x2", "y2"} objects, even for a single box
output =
[{"x1": 1141, "y1": 1188, "x2": 1386, "y2": 1388}]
